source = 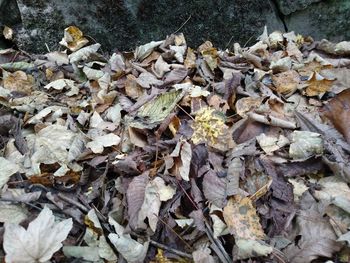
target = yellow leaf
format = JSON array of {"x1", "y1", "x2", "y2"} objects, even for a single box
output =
[
  {"x1": 223, "y1": 196, "x2": 265, "y2": 240},
  {"x1": 60, "y1": 26, "x2": 89, "y2": 52},
  {"x1": 191, "y1": 107, "x2": 225, "y2": 144},
  {"x1": 305, "y1": 72, "x2": 334, "y2": 96}
]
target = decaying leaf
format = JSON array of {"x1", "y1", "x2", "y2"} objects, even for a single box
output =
[
  {"x1": 108, "y1": 216, "x2": 149, "y2": 262},
  {"x1": 233, "y1": 239, "x2": 273, "y2": 260},
  {"x1": 127, "y1": 173, "x2": 175, "y2": 231},
  {"x1": 223, "y1": 196, "x2": 265, "y2": 240},
  {"x1": 4, "y1": 206, "x2": 72, "y2": 263},
  {"x1": 0, "y1": 202, "x2": 28, "y2": 224},
  {"x1": 3, "y1": 70, "x2": 35, "y2": 95},
  {"x1": 137, "y1": 89, "x2": 183, "y2": 125},
  {"x1": 314, "y1": 176, "x2": 350, "y2": 214},
  {"x1": 256, "y1": 133, "x2": 289, "y2": 154},
  {"x1": 272, "y1": 70, "x2": 300, "y2": 96},
  {"x1": 80, "y1": 209, "x2": 117, "y2": 262},
  {"x1": 284, "y1": 194, "x2": 341, "y2": 263},
  {"x1": 192, "y1": 107, "x2": 225, "y2": 145},
  {"x1": 289, "y1": 131, "x2": 323, "y2": 159},
  {"x1": 169, "y1": 140, "x2": 192, "y2": 181}
]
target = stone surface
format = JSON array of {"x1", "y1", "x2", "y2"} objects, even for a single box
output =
[
  {"x1": 0, "y1": 0, "x2": 349, "y2": 53},
  {"x1": 284, "y1": 0, "x2": 350, "y2": 42},
  {"x1": 275, "y1": 0, "x2": 321, "y2": 15},
  {"x1": 2, "y1": 0, "x2": 284, "y2": 53}
]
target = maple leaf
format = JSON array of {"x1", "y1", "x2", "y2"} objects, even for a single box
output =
[{"x1": 3, "y1": 206, "x2": 72, "y2": 263}]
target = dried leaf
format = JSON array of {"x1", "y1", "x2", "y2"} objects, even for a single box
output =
[
  {"x1": 170, "y1": 140, "x2": 192, "y2": 181},
  {"x1": 86, "y1": 133, "x2": 121, "y2": 154},
  {"x1": 4, "y1": 206, "x2": 72, "y2": 263},
  {"x1": 272, "y1": 70, "x2": 300, "y2": 96},
  {"x1": 3, "y1": 70, "x2": 34, "y2": 95},
  {"x1": 59, "y1": 26, "x2": 89, "y2": 51},
  {"x1": 0, "y1": 157, "x2": 19, "y2": 189},
  {"x1": 233, "y1": 239, "x2": 273, "y2": 260},
  {"x1": 223, "y1": 196, "x2": 265, "y2": 240},
  {"x1": 0, "y1": 202, "x2": 28, "y2": 224},
  {"x1": 108, "y1": 216, "x2": 149, "y2": 262},
  {"x1": 305, "y1": 71, "x2": 334, "y2": 97},
  {"x1": 68, "y1": 43, "x2": 101, "y2": 63},
  {"x1": 135, "y1": 40, "x2": 164, "y2": 61},
  {"x1": 289, "y1": 131, "x2": 323, "y2": 159},
  {"x1": 321, "y1": 89, "x2": 350, "y2": 143},
  {"x1": 137, "y1": 89, "x2": 183, "y2": 125}
]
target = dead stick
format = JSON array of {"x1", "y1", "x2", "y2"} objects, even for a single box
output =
[
  {"x1": 57, "y1": 193, "x2": 89, "y2": 213},
  {"x1": 149, "y1": 240, "x2": 193, "y2": 259}
]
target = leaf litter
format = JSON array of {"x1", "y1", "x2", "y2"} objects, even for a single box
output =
[{"x1": 0, "y1": 26, "x2": 350, "y2": 263}]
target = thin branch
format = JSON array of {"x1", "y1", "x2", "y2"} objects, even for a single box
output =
[
  {"x1": 57, "y1": 193, "x2": 89, "y2": 213},
  {"x1": 150, "y1": 240, "x2": 193, "y2": 259}
]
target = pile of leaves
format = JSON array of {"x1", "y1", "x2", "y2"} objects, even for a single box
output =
[{"x1": 1, "y1": 25, "x2": 350, "y2": 262}]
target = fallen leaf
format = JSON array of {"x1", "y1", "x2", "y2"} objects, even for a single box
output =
[
  {"x1": 233, "y1": 239, "x2": 273, "y2": 260},
  {"x1": 272, "y1": 70, "x2": 300, "y2": 96},
  {"x1": 3, "y1": 70, "x2": 34, "y2": 95},
  {"x1": 0, "y1": 202, "x2": 28, "y2": 224},
  {"x1": 59, "y1": 26, "x2": 89, "y2": 51},
  {"x1": 321, "y1": 89, "x2": 350, "y2": 143},
  {"x1": 305, "y1": 71, "x2": 334, "y2": 97},
  {"x1": 170, "y1": 140, "x2": 192, "y2": 181},
  {"x1": 108, "y1": 216, "x2": 149, "y2": 262},
  {"x1": 223, "y1": 196, "x2": 265, "y2": 240},
  {"x1": 4, "y1": 206, "x2": 72, "y2": 263},
  {"x1": 0, "y1": 157, "x2": 19, "y2": 189},
  {"x1": 284, "y1": 193, "x2": 341, "y2": 263},
  {"x1": 289, "y1": 131, "x2": 323, "y2": 159},
  {"x1": 135, "y1": 40, "x2": 164, "y2": 61},
  {"x1": 86, "y1": 133, "x2": 121, "y2": 154}
]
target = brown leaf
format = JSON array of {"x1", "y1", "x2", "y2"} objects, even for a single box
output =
[
  {"x1": 272, "y1": 70, "x2": 300, "y2": 96},
  {"x1": 283, "y1": 193, "x2": 342, "y2": 263},
  {"x1": 321, "y1": 89, "x2": 350, "y2": 143},
  {"x1": 126, "y1": 172, "x2": 149, "y2": 230},
  {"x1": 223, "y1": 196, "x2": 265, "y2": 240},
  {"x1": 305, "y1": 72, "x2": 334, "y2": 97}
]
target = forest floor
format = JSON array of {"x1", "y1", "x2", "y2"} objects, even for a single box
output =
[{"x1": 1, "y1": 26, "x2": 350, "y2": 263}]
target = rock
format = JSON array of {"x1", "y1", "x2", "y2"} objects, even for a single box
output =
[
  {"x1": 275, "y1": 0, "x2": 321, "y2": 15},
  {"x1": 2, "y1": 0, "x2": 284, "y2": 53},
  {"x1": 284, "y1": 0, "x2": 350, "y2": 42},
  {"x1": 1, "y1": 0, "x2": 349, "y2": 54}
]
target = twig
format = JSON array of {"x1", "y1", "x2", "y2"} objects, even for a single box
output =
[
  {"x1": 157, "y1": 216, "x2": 192, "y2": 249},
  {"x1": 204, "y1": 221, "x2": 232, "y2": 263},
  {"x1": 149, "y1": 240, "x2": 193, "y2": 259},
  {"x1": 57, "y1": 193, "x2": 89, "y2": 212},
  {"x1": 44, "y1": 43, "x2": 51, "y2": 53},
  {"x1": 172, "y1": 14, "x2": 192, "y2": 34},
  {"x1": 0, "y1": 198, "x2": 43, "y2": 211}
]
